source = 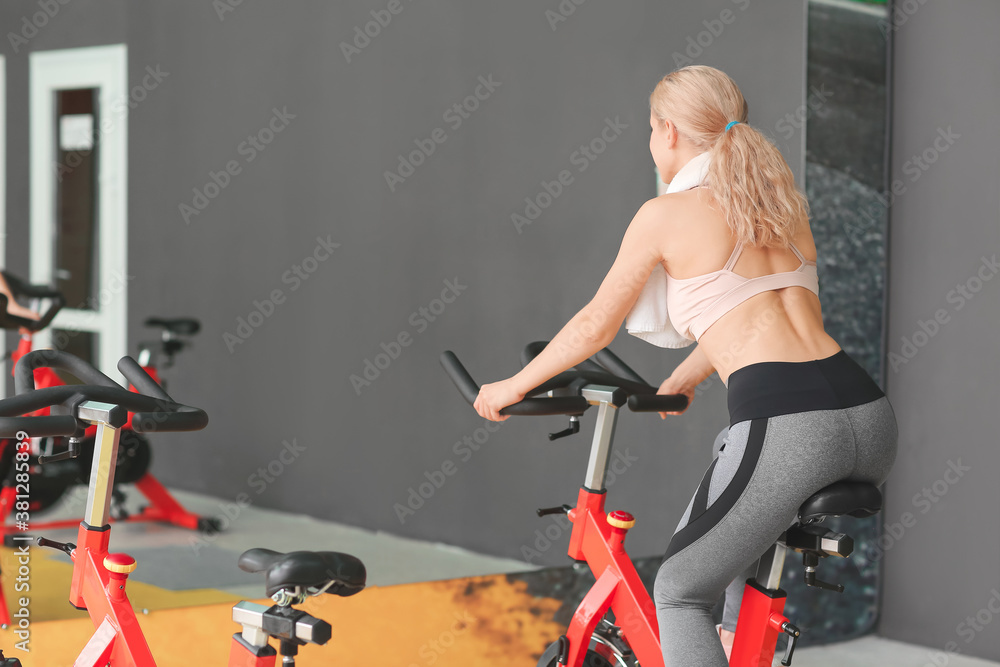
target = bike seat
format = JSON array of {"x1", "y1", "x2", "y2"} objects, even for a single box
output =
[
  {"x1": 144, "y1": 317, "x2": 201, "y2": 336},
  {"x1": 238, "y1": 548, "x2": 366, "y2": 598},
  {"x1": 798, "y1": 481, "x2": 882, "y2": 523}
]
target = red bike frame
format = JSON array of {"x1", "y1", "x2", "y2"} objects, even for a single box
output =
[{"x1": 553, "y1": 385, "x2": 795, "y2": 667}]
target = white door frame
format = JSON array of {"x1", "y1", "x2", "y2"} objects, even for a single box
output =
[{"x1": 29, "y1": 44, "x2": 128, "y2": 373}]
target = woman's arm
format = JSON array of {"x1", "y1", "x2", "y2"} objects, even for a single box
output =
[
  {"x1": 654, "y1": 344, "x2": 715, "y2": 417},
  {"x1": 670, "y1": 344, "x2": 715, "y2": 390},
  {"x1": 473, "y1": 199, "x2": 671, "y2": 421}
]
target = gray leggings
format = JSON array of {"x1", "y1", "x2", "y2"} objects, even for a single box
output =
[{"x1": 652, "y1": 351, "x2": 898, "y2": 667}]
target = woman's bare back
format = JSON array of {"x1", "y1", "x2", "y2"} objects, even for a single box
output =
[{"x1": 661, "y1": 188, "x2": 842, "y2": 386}]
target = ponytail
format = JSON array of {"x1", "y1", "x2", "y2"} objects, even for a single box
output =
[{"x1": 650, "y1": 66, "x2": 809, "y2": 249}]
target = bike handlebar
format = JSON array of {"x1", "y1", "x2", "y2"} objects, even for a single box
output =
[
  {"x1": 0, "y1": 271, "x2": 66, "y2": 332},
  {"x1": 441, "y1": 345, "x2": 689, "y2": 417},
  {"x1": 440, "y1": 351, "x2": 590, "y2": 416},
  {"x1": 0, "y1": 350, "x2": 209, "y2": 437}
]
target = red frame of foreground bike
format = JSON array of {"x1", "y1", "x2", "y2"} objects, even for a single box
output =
[
  {"x1": 561, "y1": 486, "x2": 792, "y2": 667},
  {"x1": 44, "y1": 412, "x2": 282, "y2": 667}
]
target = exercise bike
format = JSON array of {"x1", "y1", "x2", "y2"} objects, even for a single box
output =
[
  {"x1": 441, "y1": 343, "x2": 882, "y2": 667},
  {"x1": 0, "y1": 274, "x2": 220, "y2": 627},
  {"x1": 0, "y1": 271, "x2": 217, "y2": 535},
  {"x1": 0, "y1": 349, "x2": 366, "y2": 666}
]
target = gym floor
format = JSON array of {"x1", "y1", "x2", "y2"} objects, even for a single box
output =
[{"x1": 5, "y1": 486, "x2": 997, "y2": 667}]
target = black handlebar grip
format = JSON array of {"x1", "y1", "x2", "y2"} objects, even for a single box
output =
[
  {"x1": 627, "y1": 393, "x2": 690, "y2": 413},
  {"x1": 129, "y1": 405, "x2": 209, "y2": 433},
  {"x1": 0, "y1": 295, "x2": 36, "y2": 331},
  {"x1": 118, "y1": 356, "x2": 173, "y2": 402},
  {"x1": 32, "y1": 292, "x2": 66, "y2": 331},
  {"x1": 440, "y1": 351, "x2": 480, "y2": 405},
  {"x1": 440, "y1": 351, "x2": 590, "y2": 417},
  {"x1": 0, "y1": 415, "x2": 79, "y2": 437},
  {"x1": 14, "y1": 350, "x2": 119, "y2": 394},
  {"x1": 504, "y1": 396, "x2": 590, "y2": 417},
  {"x1": 594, "y1": 348, "x2": 648, "y2": 385}
]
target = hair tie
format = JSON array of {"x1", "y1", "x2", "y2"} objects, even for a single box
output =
[{"x1": 725, "y1": 120, "x2": 740, "y2": 132}]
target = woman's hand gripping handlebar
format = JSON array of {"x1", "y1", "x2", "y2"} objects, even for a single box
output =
[
  {"x1": 0, "y1": 349, "x2": 209, "y2": 438},
  {"x1": 441, "y1": 351, "x2": 591, "y2": 417},
  {"x1": 440, "y1": 344, "x2": 689, "y2": 419}
]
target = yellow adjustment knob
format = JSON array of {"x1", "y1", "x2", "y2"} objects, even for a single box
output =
[
  {"x1": 607, "y1": 511, "x2": 635, "y2": 529},
  {"x1": 104, "y1": 553, "x2": 137, "y2": 574}
]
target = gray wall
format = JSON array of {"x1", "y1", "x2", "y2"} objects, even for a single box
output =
[
  {"x1": 880, "y1": 0, "x2": 1000, "y2": 661},
  {"x1": 2, "y1": 0, "x2": 804, "y2": 564}
]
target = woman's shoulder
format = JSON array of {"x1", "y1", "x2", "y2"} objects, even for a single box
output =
[{"x1": 636, "y1": 190, "x2": 709, "y2": 227}]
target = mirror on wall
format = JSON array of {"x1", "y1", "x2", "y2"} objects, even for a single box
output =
[{"x1": 783, "y1": 0, "x2": 892, "y2": 643}]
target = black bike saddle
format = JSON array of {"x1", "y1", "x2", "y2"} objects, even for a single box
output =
[
  {"x1": 798, "y1": 481, "x2": 882, "y2": 523},
  {"x1": 238, "y1": 548, "x2": 367, "y2": 598}
]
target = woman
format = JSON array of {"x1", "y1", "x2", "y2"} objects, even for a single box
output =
[{"x1": 473, "y1": 65, "x2": 898, "y2": 666}]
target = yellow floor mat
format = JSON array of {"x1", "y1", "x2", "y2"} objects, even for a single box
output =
[
  {"x1": 2, "y1": 574, "x2": 563, "y2": 666},
  {"x1": 0, "y1": 545, "x2": 243, "y2": 624}
]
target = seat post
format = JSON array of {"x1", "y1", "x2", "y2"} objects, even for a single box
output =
[{"x1": 754, "y1": 541, "x2": 788, "y2": 590}]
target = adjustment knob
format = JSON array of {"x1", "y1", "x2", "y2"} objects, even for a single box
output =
[
  {"x1": 104, "y1": 553, "x2": 137, "y2": 574},
  {"x1": 607, "y1": 511, "x2": 635, "y2": 529}
]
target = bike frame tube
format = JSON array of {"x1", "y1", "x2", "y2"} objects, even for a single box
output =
[
  {"x1": 729, "y1": 580, "x2": 789, "y2": 667},
  {"x1": 561, "y1": 387, "x2": 664, "y2": 667},
  {"x1": 563, "y1": 486, "x2": 664, "y2": 667},
  {"x1": 560, "y1": 386, "x2": 788, "y2": 667},
  {"x1": 67, "y1": 409, "x2": 156, "y2": 666}
]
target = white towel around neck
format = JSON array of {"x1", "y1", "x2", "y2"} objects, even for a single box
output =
[{"x1": 624, "y1": 151, "x2": 712, "y2": 349}]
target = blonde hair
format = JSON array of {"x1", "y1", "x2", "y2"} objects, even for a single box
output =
[{"x1": 649, "y1": 65, "x2": 809, "y2": 249}]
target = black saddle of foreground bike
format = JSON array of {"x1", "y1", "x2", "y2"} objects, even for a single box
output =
[{"x1": 238, "y1": 548, "x2": 367, "y2": 598}]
